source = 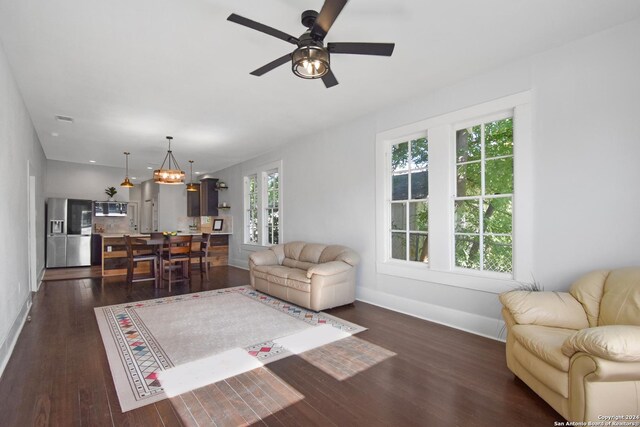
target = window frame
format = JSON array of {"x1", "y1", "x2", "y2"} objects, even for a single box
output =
[
  {"x1": 375, "y1": 92, "x2": 533, "y2": 294},
  {"x1": 242, "y1": 160, "x2": 283, "y2": 248}
]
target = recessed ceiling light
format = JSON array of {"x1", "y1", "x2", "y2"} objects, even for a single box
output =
[
  {"x1": 195, "y1": 171, "x2": 201, "y2": 174},
  {"x1": 131, "y1": 177, "x2": 137, "y2": 180},
  {"x1": 51, "y1": 132, "x2": 59, "y2": 137},
  {"x1": 147, "y1": 166, "x2": 153, "y2": 170},
  {"x1": 54, "y1": 115, "x2": 74, "y2": 123},
  {"x1": 89, "y1": 160, "x2": 96, "y2": 163}
]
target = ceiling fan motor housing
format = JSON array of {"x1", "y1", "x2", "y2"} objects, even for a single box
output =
[{"x1": 301, "y1": 10, "x2": 319, "y2": 29}]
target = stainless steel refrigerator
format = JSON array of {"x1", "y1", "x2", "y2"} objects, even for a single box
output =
[{"x1": 46, "y1": 198, "x2": 92, "y2": 267}]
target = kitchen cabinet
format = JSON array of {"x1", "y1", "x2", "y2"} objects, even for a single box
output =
[
  {"x1": 199, "y1": 176, "x2": 219, "y2": 216},
  {"x1": 187, "y1": 183, "x2": 201, "y2": 217}
]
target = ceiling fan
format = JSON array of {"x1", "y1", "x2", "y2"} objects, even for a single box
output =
[{"x1": 227, "y1": 0, "x2": 395, "y2": 88}]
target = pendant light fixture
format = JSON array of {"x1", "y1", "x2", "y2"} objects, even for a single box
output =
[
  {"x1": 153, "y1": 136, "x2": 185, "y2": 185},
  {"x1": 186, "y1": 160, "x2": 198, "y2": 192},
  {"x1": 120, "y1": 152, "x2": 134, "y2": 188}
]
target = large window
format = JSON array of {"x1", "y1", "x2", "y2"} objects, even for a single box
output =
[
  {"x1": 375, "y1": 92, "x2": 532, "y2": 293},
  {"x1": 390, "y1": 137, "x2": 429, "y2": 262},
  {"x1": 454, "y1": 117, "x2": 513, "y2": 273},
  {"x1": 243, "y1": 162, "x2": 282, "y2": 246}
]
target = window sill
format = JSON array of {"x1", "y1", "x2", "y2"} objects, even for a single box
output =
[{"x1": 376, "y1": 260, "x2": 520, "y2": 294}]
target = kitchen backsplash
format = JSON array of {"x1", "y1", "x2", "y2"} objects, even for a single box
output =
[{"x1": 93, "y1": 216, "x2": 130, "y2": 234}]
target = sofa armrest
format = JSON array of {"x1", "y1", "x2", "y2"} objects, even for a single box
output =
[
  {"x1": 306, "y1": 261, "x2": 352, "y2": 279},
  {"x1": 249, "y1": 249, "x2": 279, "y2": 267},
  {"x1": 561, "y1": 325, "x2": 640, "y2": 362},
  {"x1": 499, "y1": 291, "x2": 589, "y2": 330}
]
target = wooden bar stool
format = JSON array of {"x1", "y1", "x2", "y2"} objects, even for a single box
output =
[
  {"x1": 124, "y1": 235, "x2": 159, "y2": 291},
  {"x1": 190, "y1": 233, "x2": 212, "y2": 279},
  {"x1": 160, "y1": 235, "x2": 192, "y2": 292}
]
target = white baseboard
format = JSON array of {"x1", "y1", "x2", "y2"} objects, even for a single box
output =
[
  {"x1": 36, "y1": 267, "x2": 45, "y2": 291},
  {"x1": 0, "y1": 294, "x2": 32, "y2": 379},
  {"x1": 228, "y1": 258, "x2": 249, "y2": 270},
  {"x1": 356, "y1": 287, "x2": 506, "y2": 342}
]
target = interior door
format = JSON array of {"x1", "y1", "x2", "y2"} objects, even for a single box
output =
[{"x1": 127, "y1": 202, "x2": 139, "y2": 232}]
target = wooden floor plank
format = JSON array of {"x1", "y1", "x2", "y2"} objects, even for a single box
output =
[{"x1": 0, "y1": 266, "x2": 561, "y2": 426}]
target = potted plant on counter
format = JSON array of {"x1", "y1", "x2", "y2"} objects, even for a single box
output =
[{"x1": 105, "y1": 186, "x2": 117, "y2": 201}]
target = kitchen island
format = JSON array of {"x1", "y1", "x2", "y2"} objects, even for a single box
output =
[{"x1": 100, "y1": 233, "x2": 230, "y2": 277}]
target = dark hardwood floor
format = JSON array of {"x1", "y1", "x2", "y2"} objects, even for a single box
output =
[{"x1": 0, "y1": 266, "x2": 561, "y2": 426}]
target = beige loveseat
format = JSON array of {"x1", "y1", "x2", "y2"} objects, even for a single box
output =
[
  {"x1": 500, "y1": 267, "x2": 640, "y2": 422},
  {"x1": 249, "y1": 241, "x2": 360, "y2": 311}
]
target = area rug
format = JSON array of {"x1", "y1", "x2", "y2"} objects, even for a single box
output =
[{"x1": 94, "y1": 286, "x2": 365, "y2": 412}]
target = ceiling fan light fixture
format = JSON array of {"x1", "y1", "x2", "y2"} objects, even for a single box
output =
[
  {"x1": 154, "y1": 136, "x2": 185, "y2": 185},
  {"x1": 292, "y1": 45, "x2": 329, "y2": 79}
]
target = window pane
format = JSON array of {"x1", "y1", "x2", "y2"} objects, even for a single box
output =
[
  {"x1": 484, "y1": 197, "x2": 512, "y2": 234},
  {"x1": 484, "y1": 236, "x2": 512, "y2": 273},
  {"x1": 391, "y1": 202, "x2": 406, "y2": 230},
  {"x1": 455, "y1": 235, "x2": 480, "y2": 269},
  {"x1": 456, "y1": 162, "x2": 481, "y2": 196},
  {"x1": 410, "y1": 138, "x2": 428, "y2": 169},
  {"x1": 409, "y1": 201, "x2": 428, "y2": 232},
  {"x1": 455, "y1": 200, "x2": 479, "y2": 233},
  {"x1": 485, "y1": 157, "x2": 513, "y2": 195},
  {"x1": 392, "y1": 174, "x2": 408, "y2": 201},
  {"x1": 456, "y1": 126, "x2": 481, "y2": 162},
  {"x1": 485, "y1": 118, "x2": 513, "y2": 158},
  {"x1": 391, "y1": 232, "x2": 406, "y2": 260},
  {"x1": 409, "y1": 233, "x2": 428, "y2": 263},
  {"x1": 267, "y1": 171, "x2": 279, "y2": 208},
  {"x1": 410, "y1": 170, "x2": 428, "y2": 199},
  {"x1": 392, "y1": 142, "x2": 409, "y2": 201}
]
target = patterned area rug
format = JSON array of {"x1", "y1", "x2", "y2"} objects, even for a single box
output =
[{"x1": 94, "y1": 286, "x2": 365, "y2": 412}]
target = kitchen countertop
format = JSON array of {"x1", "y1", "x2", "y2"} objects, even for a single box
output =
[{"x1": 99, "y1": 232, "x2": 232, "y2": 238}]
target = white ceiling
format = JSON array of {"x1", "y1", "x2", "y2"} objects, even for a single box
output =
[{"x1": 1, "y1": 0, "x2": 640, "y2": 179}]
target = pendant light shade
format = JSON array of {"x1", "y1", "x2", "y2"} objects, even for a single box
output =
[
  {"x1": 186, "y1": 160, "x2": 198, "y2": 192},
  {"x1": 120, "y1": 152, "x2": 134, "y2": 188},
  {"x1": 153, "y1": 136, "x2": 185, "y2": 185}
]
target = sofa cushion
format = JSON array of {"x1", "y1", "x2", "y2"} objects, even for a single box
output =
[
  {"x1": 598, "y1": 267, "x2": 640, "y2": 327},
  {"x1": 562, "y1": 325, "x2": 640, "y2": 362},
  {"x1": 283, "y1": 242, "x2": 306, "y2": 261},
  {"x1": 511, "y1": 324, "x2": 575, "y2": 372},
  {"x1": 319, "y1": 245, "x2": 360, "y2": 266},
  {"x1": 253, "y1": 265, "x2": 311, "y2": 293},
  {"x1": 282, "y1": 258, "x2": 316, "y2": 271},
  {"x1": 570, "y1": 270, "x2": 608, "y2": 327},
  {"x1": 500, "y1": 291, "x2": 588, "y2": 330},
  {"x1": 299, "y1": 243, "x2": 327, "y2": 263}
]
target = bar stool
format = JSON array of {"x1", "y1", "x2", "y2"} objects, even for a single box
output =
[
  {"x1": 191, "y1": 233, "x2": 212, "y2": 279},
  {"x1": 160, "y1": 235, "x2": 192, "y2": 292},
  {"x1": 124, "y1": 235, "x2": 159, "y2": 291}
]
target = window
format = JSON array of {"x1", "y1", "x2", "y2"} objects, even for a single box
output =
[
  {"x1": 245, "y1": 174, "x2": 258, "y2": 244},
  {"x1": 375, "y1": 92, "x2": 532, "y2": 293},
  {"x1": 454, "y1": 117, "x2": 513, "y2": 273},
  {"x1": 390, "y1": 137, "x2": 429, "y2": 262},
  {"x1": 243, "y1": 161, "x2": 282, "y2": 246},
  {"x1": 265, "y1": 169, "x2": 279, "y2": 245}
]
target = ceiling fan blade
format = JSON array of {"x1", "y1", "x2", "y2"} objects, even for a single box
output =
[
  {"x1": 250, "y1": 53, "x2": 293, "y2": 76},
  {"x1": 227, "y1": 13, "x2": 299, "y2": 45},
  {"x1": 322, "y1": 69, "x2": 339, "y2": 88},
  {"x1": 328, "y1": 42, "x2": 395, "y2": 56},
  {"x1": 310, "y1": 0, "x2": 348, "y2": 41}
]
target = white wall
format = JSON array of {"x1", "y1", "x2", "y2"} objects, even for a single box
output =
[
  {"x1": 45, "y1": 160, "x2": 130, "y2": 202},
  {"x1": 0, "y1": 40, "x2": 47, "y2": 376},
  {"x1": 213, "y1": 18, "x2": 640, "y2": 339}
]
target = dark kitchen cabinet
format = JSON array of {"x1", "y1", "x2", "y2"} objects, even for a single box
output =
[
  {"x1": 200, "y1": 177, "x2": 219, "y2": 216},
  {"x1": 187, "y1": 183, "x2": 201, "y2": 217}
]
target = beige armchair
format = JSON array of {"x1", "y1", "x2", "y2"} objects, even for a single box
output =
[
  {"x1": 249, "y1": 241, "x2": 360, "y2": 311},
  {"x1": 500, "y1": 267, "x2": 640, "y2": 422}
]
